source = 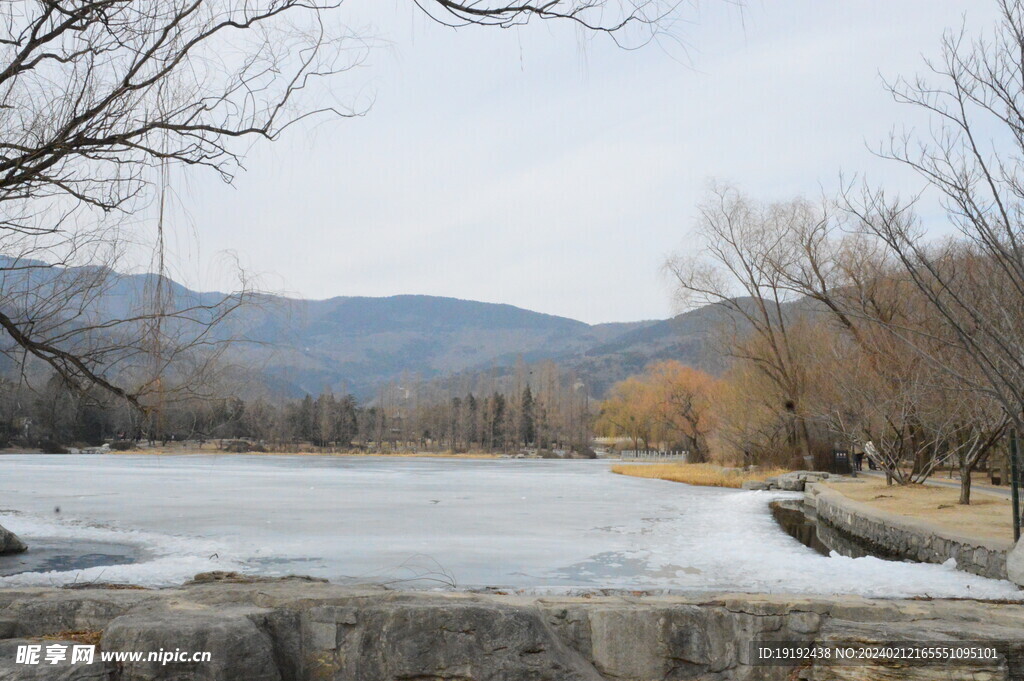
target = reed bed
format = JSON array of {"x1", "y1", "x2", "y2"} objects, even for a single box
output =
[{"x1": 610, "y1": 462, "x2": 790, "y2": 489}]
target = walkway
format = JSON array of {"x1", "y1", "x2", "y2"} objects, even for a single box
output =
[{"x1": 859, "y1": 470, "x2": 1012, "y2": 498}]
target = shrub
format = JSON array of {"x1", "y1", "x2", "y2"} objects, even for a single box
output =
[
  {"x1": 39, "y1": 440, "x2": 69, "y2": 454},
  {"x1": 109, "y1": 440, "x2": 134, "y2": 451},
  {"x1": 220, "y1": 440, "x2": 266, "y2": 453},
  {"x1": 573, "y1": 446, "x2": 598, "y2": 459}
]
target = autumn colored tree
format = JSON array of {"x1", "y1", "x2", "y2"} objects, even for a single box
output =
[
  {"x1": 596, "y1": 377, "x2": 656, "y2": 452},
  {"x1": 644, "y1": 361, "x2": 717, "y2": 462},
  {"x1": 597, "y1": 362, "x2": 718, "y2": 460}
]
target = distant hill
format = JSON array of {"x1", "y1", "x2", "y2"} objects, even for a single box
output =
[
  {"x1": 225, "y1": 294, "x2": 673, "y2": 397},
  {"x1": 0, "y1": 257, "x2": 736, "y2": 398},
  {"x1": 564, "y1": 303, "x2": 742, "y2": 395}
]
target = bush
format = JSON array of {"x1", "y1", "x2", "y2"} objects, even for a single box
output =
[
  {"x1": 220, "y1": 440, "x2": 266, "y2": 453},
  {"x1": 574, "y1": 446, "x2": 598, "y2": 459},
  {"x1": 39, "y1": 440, "x2": 69, "y2": 454},
  {"x1": 109, "y1": 440, "x2": 134, "y2": 451}
]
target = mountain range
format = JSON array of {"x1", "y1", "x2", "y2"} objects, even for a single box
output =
[
  {"x1": 229, "y1": 293, "x2": 738, "y2": 398},
  {"x1": 0, "y1": 258, "x2": 734, "y2": 398}
]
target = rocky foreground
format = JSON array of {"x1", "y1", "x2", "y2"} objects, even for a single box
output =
[
  {"x1": 0, "y1": 574, "x2": 1021, "y2": 680},
  {"x1": 0, "y1": 525, "x2": 26, "y2": 557}
]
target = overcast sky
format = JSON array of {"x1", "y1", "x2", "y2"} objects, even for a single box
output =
[{"x1": 163, "y1": 0, "x2": 1001, "y2": 324}]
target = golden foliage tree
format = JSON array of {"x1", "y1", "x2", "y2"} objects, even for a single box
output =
[{"x1": 597, "y1": 361, "x2": 718, "y2": 461}]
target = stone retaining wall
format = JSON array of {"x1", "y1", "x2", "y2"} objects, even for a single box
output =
[
  {"x1": 1010, "y1": 539, "x2": 1024, "y2": 587},
  {"x1": 743, "y1": 470, "x2": 831, "y2": 492},
  {"x1": 0, "y1": 576, "x2": 1023, "y2": 680},
  {"x1": 805, "y1": 482, "x2": 1014, "y2": 580}
]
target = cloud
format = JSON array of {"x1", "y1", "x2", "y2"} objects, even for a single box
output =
[{"x1": 170, "y1": 0, "x2": 1002, "y2": 323}]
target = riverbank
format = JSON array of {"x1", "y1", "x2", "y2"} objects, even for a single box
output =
[
  {"x1": 115, "y1": 448, "x2": 503, "y2": 459},
  {"x1": 817, "y1": 477, "x2": 1015, "y2": 544},
  {"x1": 0, "y1": 445, "x2": 502, "y2": 459},
  {"x1": 1, "y1": 575, "x2": 1022, "y2": 681},
  {"x1": 805, "y1": 481, "x2": 1016, "y2": 581},
  {"x1": 610, "y1": 462, "x2": 789, "y2": 488}
]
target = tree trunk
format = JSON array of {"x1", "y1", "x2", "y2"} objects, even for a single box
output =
[
  {"x1": 959, "y1": 460, "x2": 972, "y2": 505},
  {"x1": 793, "y1": 413, "x2": 813, "y2": 467},
  {"x1": 690, "y1": 435, "x2": 708, "y2": 464}
]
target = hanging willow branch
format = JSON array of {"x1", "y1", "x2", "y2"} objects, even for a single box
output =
[{"x1": 0, "y1": 0, "x2": 675, "y2": 410}]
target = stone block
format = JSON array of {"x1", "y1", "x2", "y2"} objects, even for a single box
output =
[
  {"x1": 0, "y1": 617, "x2": 15, "y2": 638},
  {"x1": 778, "y1": 477, "x2": 805, "y2": 491},
  {"x1": 102, "y1": 607, "x2": 281, "y2": 681},
  {"x1": 1008, "y1": 538, "x2": 1024, "y2": 588}
]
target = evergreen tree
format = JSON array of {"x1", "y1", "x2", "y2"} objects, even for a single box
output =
[
  {"x1": 465, "y1": 393, "x2": 479, "y2": 446},
  {"x1": 489, "y1": 392, "x2": 506, "y2": 451},
  {"x1": 336, "y1": 394, "x2": 358, "y2": 446},
  {"x1": 519, "y1": 386, "x2": 535, "y2": 446},
  {"x1": 296, "y1": 394, "x2": 316, "y2": 442}
]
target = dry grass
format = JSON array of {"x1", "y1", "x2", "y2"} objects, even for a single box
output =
[
  {"x1": 37, "y1": 630, "x2": 103, "y2": 646},
  {"x1": 611, "y1": 463, "x2": 790, "y2": 489},
  {"x1": 62, "y1": 582, "x2": 149, "y2": 590},
  {"x1": 820, "y1": 478, "x2": 1014, "y2": 543}
]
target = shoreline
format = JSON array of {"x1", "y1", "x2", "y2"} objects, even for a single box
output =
[
  {"x1": 805, "y1": 481, "x2": 1016, "y2": 582},
  {"x1": 1, "y1": 449, "x2": 504, "y2": 460},
  {"x1": 815, "y1": 477, "x2": 1014, "y2": 544},
  {"x1": 112, "y1": 451, "x2": 505, "y2": 460}
]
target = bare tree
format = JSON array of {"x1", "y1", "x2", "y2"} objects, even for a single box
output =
[
  {"x1": 0, "y1": 239, "x2": 252, "y2": 416},
  {"x1": 666, "y1": 184, "x2": 821, "y2": 466},
  {"x1": 0, "y1": 0, "x2": 673, "y2": 416},
  {"x1": 417, "y1": 0, "x2": 677, "y2": 43},
  {"x1": 0, "y1": 0, "x2": 362, "y2": 413},
  {"x1": 671, "y1": 182, "x2": 1007, "y2": 495},
  {"x1": 855, "y1": 0, "x2": 1024, "y2": 433},
  {"x1": 766, "y1": 195, "x2": 1009, "y2": 497}
]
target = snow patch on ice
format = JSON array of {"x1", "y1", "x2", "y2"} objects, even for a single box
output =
[
  {"x1": 555, "y1": 488, "x2": 1023, "y2": 599},
  {"x1": 0, "y1": 511, "x2": 248, "y2": 587}
]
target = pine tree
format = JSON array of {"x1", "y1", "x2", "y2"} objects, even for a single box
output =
[{"x1": 520, "y1": 386, "x2": 535, "y2": 446}]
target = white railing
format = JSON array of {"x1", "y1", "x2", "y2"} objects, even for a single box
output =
[{"x1": 620, "y1": 449, "x2": 688, "y2": 461}]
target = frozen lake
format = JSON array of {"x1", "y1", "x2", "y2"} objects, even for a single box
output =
[{"x1": 0, "y1": 455, "x2": 1019, "y2": 598}]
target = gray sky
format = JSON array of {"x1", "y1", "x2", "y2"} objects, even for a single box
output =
[{"x1": 164, "y1": 0, "x2": 1000, "y2": 324}]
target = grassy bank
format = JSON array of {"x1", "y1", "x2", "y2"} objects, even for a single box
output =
[
  {"x1": 610, "y1": 462, "x2": 790, "y2": 489},
  {"x1": 820, "y1": 478, "x2": 1014, "y2": 543}
]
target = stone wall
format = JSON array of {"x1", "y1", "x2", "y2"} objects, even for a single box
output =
[
  {"x1": 743, "y1": 471, "x2": 831, "y2": 492},
  {"x1": 805, "y1": 483, "x2": 1013, "y2": 580},
  {"x1": 0, "y1": 576, "x2": 1022, "y2": 680},
  {"x1": 1009, "y1": 539, "x2": 1024, "y2": 587}
]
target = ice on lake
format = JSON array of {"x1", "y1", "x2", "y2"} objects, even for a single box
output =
[{"x1": 0, "y1": 454, "x2": 1019, "y2": 598}]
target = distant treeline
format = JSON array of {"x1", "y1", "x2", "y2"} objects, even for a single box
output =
[{"x1": 0, "y1": 361, "x2": 594, "y2": 454}]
